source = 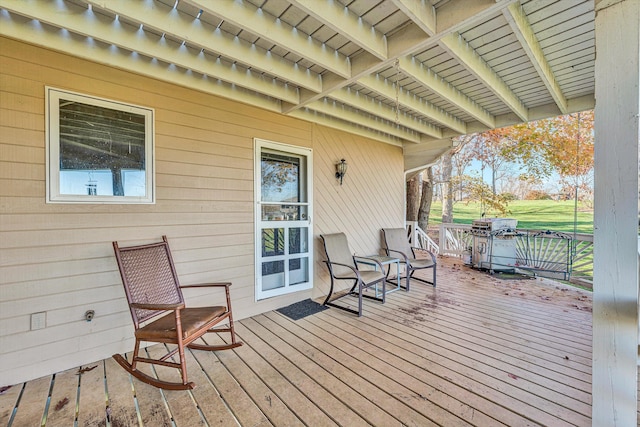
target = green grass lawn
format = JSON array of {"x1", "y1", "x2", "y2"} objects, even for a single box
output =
[{"x1": 429, "y1": 200, "x2": 594, "y2": 234}]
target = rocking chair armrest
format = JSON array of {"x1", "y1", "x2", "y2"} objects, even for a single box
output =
[
  {"x1": 130, "y1": 302, "x2": 185, "y2": 311},
  {"x1": 181, "y1": 282, "x2": 232, "y2": 289}
]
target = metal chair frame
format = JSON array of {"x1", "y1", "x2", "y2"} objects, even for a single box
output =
[
  {"x1": 383, "y1": 228, "x2": 437, "y2": 291},
  {"x1": 320, "y1": 233, "x2": 386, "y2": 317}
]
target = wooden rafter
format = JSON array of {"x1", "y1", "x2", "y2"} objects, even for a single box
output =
[
  {"x1": 357, "y1": 74, "x2": 467, "y2": 134},
  {"x1": 0, "y1": 10, "x2": 282, "y2": 112},
  {"x1": 306, "y1": 99, "x2": 422, "y2": 143},
  {"x1": 83, "y1": 0, "x2": 323, "y2": 92},
  {"x1": 0, "y1": 0, "x2": 595, "y2": 152},
  {"x1": 329, "y1": 87, "x2": 442, "y2": 139},
  {"x1": 503, "y1": 2, "x2": 568, "y2": 114},
  {"x1": 7, "y1": 0, "x2": 302, "y2": 104},
  {"x1": 398, "y1": 56, "x2": 495, "y2": 128},
  {"x1": 391, "y1": 0, "x2": 436, "y2": 36},
  {"x1": 286, "y1": 108, "x2": 404, "y2": 147},
  {"x1": 440, "y1": 32, "x2": 529, "y2": 122},
  {"x1": 190, "y1": 0, "x2": 351, "y2": 79},
  {"x1": 288, "y1": 0, "x2": 388, "y2": 61}
]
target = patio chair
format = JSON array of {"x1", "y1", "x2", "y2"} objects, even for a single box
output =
[
  {"x1": 320, "y1": 232, "x2": 386, "y2": 317},
  {"x1": 112, "y1": 236, "x2": 242, "y2": 390},
  {"x1": 382, "y1": 228, "x2": 437, "y2": 291}
]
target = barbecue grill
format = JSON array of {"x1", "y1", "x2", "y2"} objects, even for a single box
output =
[{"x1": 470, "y1": 218, "x2": 518, "y2": 272}]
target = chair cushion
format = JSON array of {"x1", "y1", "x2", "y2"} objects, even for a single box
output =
[
  {"x1": 408, "y1": 258, "x2": 435, "y2": 269},
  {"x1": 136, "y1": 306, "x2": 227, "y2": 341},
  {"x1": 358, "y1": 270, "x2": 385, "y2": 285},
  {"x1": 333, "y1": 269, "x2": 384, "y2": 285}
]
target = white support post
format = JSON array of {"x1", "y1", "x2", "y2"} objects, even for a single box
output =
[{"x1": 593, "y1": 1, "x2": 640, "y2": 425}]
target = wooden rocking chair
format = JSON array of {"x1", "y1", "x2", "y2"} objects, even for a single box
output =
[{"x1": 112, "y1": 236, "x2": 242, "y2": 390}]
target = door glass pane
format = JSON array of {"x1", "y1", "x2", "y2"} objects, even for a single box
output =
[
  {"x1": 262, "y1": 228, "x2": 284, "y2": 257},
  {"x1": 262, "y1": 261, "x2": 284, "y2": 290},
  {"x1": 289, "y1": 227, "x2": 308, "y2": 254},
  {"x1": 261, "y1": 205, "x2": 308, "y2": 221},
  {"x1": 261, "y1": 152, "x2": 305, "y2": 203},
  {"x1": 289, "y1": 258, "x2": 309, "y2": 285}
]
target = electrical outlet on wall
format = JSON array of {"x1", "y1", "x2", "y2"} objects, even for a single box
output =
[{"x1": 30, "y1": 312, "x2": 46, "y2": 330}]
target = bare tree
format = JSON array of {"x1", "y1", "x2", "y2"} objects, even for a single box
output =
[
  {"x1": 440, "y1": 149, "x2": 454, "y2": 223},
  {"x1": 451, "y1": 134, "x2": 476, "y2": 200},
  {"x1": 406, "y1": 173, "x2": 422, "y2": 221},
  {"x1": 418, "y1": 167, "x2": 434, "y2": 230}
]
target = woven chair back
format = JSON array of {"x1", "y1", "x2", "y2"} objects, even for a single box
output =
[{"x1": 114, "y1": 239, "x2": 184, "y2": 327}]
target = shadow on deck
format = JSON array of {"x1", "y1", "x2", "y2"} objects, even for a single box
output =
[{"x1": 0, "y1": 257, "x2": 597, "y2": 426}]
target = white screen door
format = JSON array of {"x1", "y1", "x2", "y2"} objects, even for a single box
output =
[{"x1": 255, "y1": 139, "x2": 313, "y2": 300}]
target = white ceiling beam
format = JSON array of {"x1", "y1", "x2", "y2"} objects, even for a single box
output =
[
  {"x1": 404, "y1": 137, "x2": 454, "y2": 173},
  {"x1": 329, "y1": 87, "x2": 443, "y2": 138},
  {"x1": 2, "y1": 0, "x2": 299, "y2": 104},
  {"x1": 0, "y1": 10, "x2": 281, "y2": 112},
  {"x1": 440, "y1": 32, "x2": 528, "y2": 122},
  {"x1": 306, "y1": 100, "x2": 422, "y2": 143},
  {"x1": 436, "y1": 0, "x2": 515, "y2": 32},
  {"x1": 358, "y1": 73, "x2": 467, "y2": 134},
  {"x1": 391, "y1": 0, "x2": 436, "y2": 36},
  {"x1": 0, "y1": 7, "x2": 405, "y2": 149},
  {"x1": 429, "y1": 94, "x2": 596, "y2": 139},
  {"x1": 504, "y1": 2, "x2": 568, "y2": 114},
  {"x1": 81, "y1": 0, "x2": 322, "y2": 93},
  {"x1": 398, "y1": 56, "x2": 495, "y2": 128},
  {"x1": 287, "y1": 109, "x2": 403, "y2": 146},
  {"x1": 288, "y1": 0, "x2": 388, "y2": 61},
  {"x1": 283, "y1": 0, "x2": 514, "y2": 121},
  {"x1": 385, "y1": 0, "x2": 519, "y2": 58},
  {"x1": 188, "y1": 0, "x2": 351, "y2": 79}
]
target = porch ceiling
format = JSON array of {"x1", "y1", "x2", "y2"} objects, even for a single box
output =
[{"x1": 0, "y1": 0, "x2": 595, "y2": 168}]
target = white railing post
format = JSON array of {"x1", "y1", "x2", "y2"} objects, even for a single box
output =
[{"x1": 409, "y1": 221, "x2": 418, "y2": 245}]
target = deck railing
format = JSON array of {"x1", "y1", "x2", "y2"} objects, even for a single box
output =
[
  {"x1": 410, "y1": 222, "x2": 594, "y2": 287},
  {"x1": 407, "y1": 222, "x2": 439, "y2": 254}
]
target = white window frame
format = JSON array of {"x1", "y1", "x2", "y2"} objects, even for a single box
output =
[
  {"x1": 254, "y1": 138, "x2": 313, "y2": 300},
  {"x1": 45, "y1": 87, "x2": 155, "y2": 204}
]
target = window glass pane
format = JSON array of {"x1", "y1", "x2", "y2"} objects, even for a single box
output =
[
  {"x1": 122, "y1": 169, "x2": 147, "y2": 197},
  {"x1": 60, "y1": 169, "x2": 113, "y2": 196},
  {"x1": 58, "y1": 99, "x2": 146, "y2": 197},
  {"x1": 262, "y1": 228, "x2": 284, "y2": 257}
]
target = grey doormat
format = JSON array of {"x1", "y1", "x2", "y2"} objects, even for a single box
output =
[{"x1": 277, "y1": 299, "x2": 328, "y2": 320}]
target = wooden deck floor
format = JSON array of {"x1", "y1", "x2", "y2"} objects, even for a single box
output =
[{"x1": 0, "y1": 257, "x2": 603, "y2": 426}]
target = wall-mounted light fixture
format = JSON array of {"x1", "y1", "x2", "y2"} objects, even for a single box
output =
[{"x1": 335, "y1": 159, "x2": 348, "y2": 185}]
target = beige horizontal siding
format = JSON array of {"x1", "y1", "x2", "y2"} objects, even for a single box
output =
[{"x1": 0, "y1": 36, "x2": 404, "y2": 386}]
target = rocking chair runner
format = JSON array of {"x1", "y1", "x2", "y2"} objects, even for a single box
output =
[{"x1": 112, "y1": 236, "x2": 242, "y2": 390}]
